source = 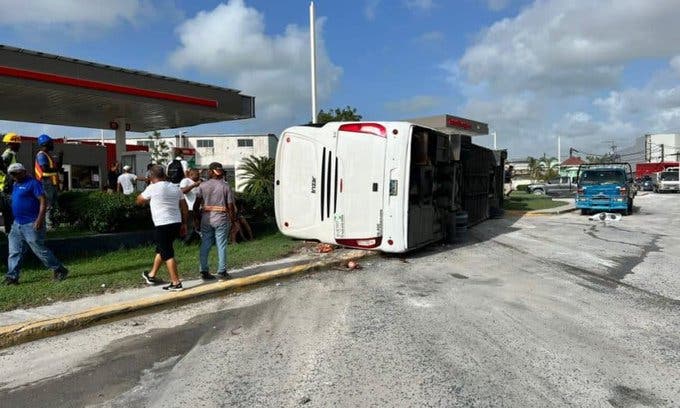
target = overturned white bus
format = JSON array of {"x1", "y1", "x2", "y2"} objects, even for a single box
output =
[{"x1": 274, "y1": 118, "x2": 505, "y2": 253}]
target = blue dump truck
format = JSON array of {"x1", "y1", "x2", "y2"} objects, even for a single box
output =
[{"x1": 575, "y1": 163, "x2": 635, "y2": 215}]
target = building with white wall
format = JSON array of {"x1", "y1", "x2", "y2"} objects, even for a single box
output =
[
  {"x1": 87, "y1": 133, "x2": 278, "y2": 191},
  {"x1": 619, "y1": 133, "x2": 680, "y2": 164}
]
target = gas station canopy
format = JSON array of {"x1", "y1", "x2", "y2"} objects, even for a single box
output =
[{"x1": 0, "y1": 44, "x2": 255, "y2": 132}]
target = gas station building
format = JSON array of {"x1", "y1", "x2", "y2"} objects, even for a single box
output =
[{"x1": 0, "y1": 44, "x2": 255, "y2": 188}]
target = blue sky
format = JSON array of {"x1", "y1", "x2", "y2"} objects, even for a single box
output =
[{"x1": 1, "y1": 0, "x2": 680, "y2": 159}]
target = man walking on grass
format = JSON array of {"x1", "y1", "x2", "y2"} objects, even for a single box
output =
[
  {"x1": 136, "y1": 165, "x2": 188, "y2": 291},
  {"x1": 195, "y1": 162, "x2": 237, "y2": 281},
  {"x1": 4, "y1": 163, "x2": 68, "y2": 285}
]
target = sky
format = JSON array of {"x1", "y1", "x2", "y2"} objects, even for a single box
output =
[{"x1": 1, "y1": 0, "x2": 680, "y2": 159}]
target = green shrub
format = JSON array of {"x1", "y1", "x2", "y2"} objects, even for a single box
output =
[
  {"x1": 237, "y1": 190, "x2": 275, "y2": 221},
  {"x1": 516, "y1": 184, "x2": 529, "y2": 191},
  {"x1": 56, "y1": 191, "x2": 153, "y2": 233}
]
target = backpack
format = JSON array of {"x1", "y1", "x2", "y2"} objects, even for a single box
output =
[{"x1": 167, "y1": 159, "x2": 184, "y2": 184}]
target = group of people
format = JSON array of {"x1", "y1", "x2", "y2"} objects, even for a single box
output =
[
  {"x1": 1, "y1": 133, "x2": 69, "y2": 285},
  {"x1": 136, "y1": 161, "x2": 243, "y2": 291},
  {"x1": 0, "y1": 135, "x2": 253, "y2": 292}
]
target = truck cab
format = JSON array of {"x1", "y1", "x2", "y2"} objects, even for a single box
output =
[{"x1": 575, "y1": 163, "x2": 635, "y2": 215}]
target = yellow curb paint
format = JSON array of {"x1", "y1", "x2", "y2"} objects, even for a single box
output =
[{"x1": 0, "y1": 250, "x2": 369, "y2": 349}]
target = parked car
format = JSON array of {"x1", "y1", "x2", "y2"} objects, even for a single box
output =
[
  {"x1": 527, "y1": 176, "x2": 575, "y2": 196},
  {"x1": 635, "y1": 175, "x2": 655, "y2": 191}
]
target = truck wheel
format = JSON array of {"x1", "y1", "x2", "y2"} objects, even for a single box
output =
[
  {"x1": 581, "y1": 209, "x2": 589, "y2": 216},
  {"x1": 532, "y1": 189, "x2": 544, "y2": 195}
]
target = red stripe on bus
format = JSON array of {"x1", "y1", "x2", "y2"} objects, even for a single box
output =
[{"x1": 0, "y1": 65, "x2": 218, "y2": 108}]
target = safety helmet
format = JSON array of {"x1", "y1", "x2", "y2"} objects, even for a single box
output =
[
  {"x1": 2, "y1": 132, "x2": 21, "y2": 143},
  {"x1": 37, "y1": 134, "x2": 53, "y2": 146}
]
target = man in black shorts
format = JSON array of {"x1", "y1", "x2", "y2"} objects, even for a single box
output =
[{"x1": 136, "y1": 165, "x2": 188, "y2": 291}]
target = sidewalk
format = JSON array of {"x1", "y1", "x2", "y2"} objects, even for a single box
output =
[{"x1": 0, "y1": 248, "x2": 370, "y2": 348}]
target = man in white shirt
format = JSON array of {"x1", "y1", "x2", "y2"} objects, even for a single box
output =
[
  {"x1": 117, "y1": 165, "x2": 139, "y2": 195},
  {"x1": 135, "y1": 165, "x2": 188, "y2": 291},
  {"x1": 179, "y1": 168, "x2": 201, "y2": 244}
]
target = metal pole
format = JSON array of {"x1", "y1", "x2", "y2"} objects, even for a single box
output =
[
  {"x1": 309, "y1": 1, "x2": 318, "y2": 124},
  {"x1": 492, "y1": 131, "x2": 497, "y2": 149},
  {"x1": 557, "y1": 135, "x2": 561, "y2": 164}
]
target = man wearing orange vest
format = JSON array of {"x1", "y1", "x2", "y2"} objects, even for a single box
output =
[{"x1": 34, "y1": 134, "x2": 61, "y2": 230}]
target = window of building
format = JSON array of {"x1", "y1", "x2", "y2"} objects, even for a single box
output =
[
  {"x1": 68, "y1": 165, "x2": 100, "y2": 190},
  {"x1": 137, "y1": 140, "x2": 154, "y2": 148},
  {"x1": 197, "y1": 139, "x2": 214, "y2": 148},
  {"x1": 237, "y1": 139, "x2": 253, "y2": 147}
]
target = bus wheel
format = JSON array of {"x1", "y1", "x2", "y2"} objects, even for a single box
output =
[{"x1": 581, "y1": 209, "x2": 590, "y2": 216}]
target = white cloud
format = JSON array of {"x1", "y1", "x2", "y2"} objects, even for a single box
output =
[
  {"x1": 450, "y1": 0, "x2": 680, "y2": 157},
  {"x1": 385, "y1": 95, "x2": 441, "y2": 114},
  {"x1": 404, "y1": 0, "x2": 435, "y2": 11},
  {"x1": 169, "y1": 0, "x2": 342, "y2": 127},
  {"x1": 0, "y1": 0, "x2": 147, "y2": 27},
  {"x1": 459, "y1": 0, "x2": 680, "y2": 94}
]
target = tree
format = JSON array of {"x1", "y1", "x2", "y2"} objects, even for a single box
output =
[
  {"x1": 147, "y1": 131, "x2": 171, "y2": 165},
  {"x1": 526, "y1": 154, "x2": 559, "y2": 181},
  {"x1": 238, "y1": 156, "x2": 276, "y2": 217},
  {"x1": 316, "y1": 106, "x2": 362, "y2": 124}
]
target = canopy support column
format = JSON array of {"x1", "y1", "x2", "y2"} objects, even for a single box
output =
[{"x1": 114, "y1": 118, "x2": 127, "y2": 162}]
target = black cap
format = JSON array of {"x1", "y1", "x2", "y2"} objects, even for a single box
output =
[{"x1": 209, "y1": 162, "x2": 224, "y2": 172}]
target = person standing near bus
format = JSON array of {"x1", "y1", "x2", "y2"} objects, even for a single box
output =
[
  {"x1": 195, "y1": 162, "x2": 236, "y2": 280},
  {"x1": 136, "y1": 165, "x2": 188, "y2": 291},
  {"x1": 34, "y1": 134, "x2": 61, "y2": 230},
  {"x1": 504, "y1": 165, "x2": 514, "y2": 197},
  {"x1": 0, "y1": 133, "x2": 21, "y2": 234}
]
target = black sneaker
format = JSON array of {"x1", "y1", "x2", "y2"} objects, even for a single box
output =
[
  {"x1": 200, "y1": 271, "x2": 217, "y2": 281},
  {"x1": 4, "y1": 277, "x2": 19, "y2": 285},
  {"x1": 142, "y1": 271, "x2": 163, "y2": 285},
  {"x1": 53, "y1": 266, "x2": 69, "y2": 281},
  {"x1": 216, "y1": 271, "x2": 232, "y2": 280},
  {"x1": 162, "y1": 282, "x2": 184, "y2": 291}
]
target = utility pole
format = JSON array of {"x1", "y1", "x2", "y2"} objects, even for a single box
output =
[
  {"x1": 660, "y1": 144, "x2": 665, "y2": 162},
  {"x1": 309, "y1": 1, "x2": 318, "y2": 124}
]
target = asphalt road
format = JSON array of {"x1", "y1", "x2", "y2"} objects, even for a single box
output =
[{"x1": 1, "y1": 193, "x2": 679, "y2": 407}]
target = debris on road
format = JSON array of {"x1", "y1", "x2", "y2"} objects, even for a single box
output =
[
  {"x1": 347, "y1": 260, "x2": 362, "y2": 270},
  {"x1": 317, "y1": 243, "x2": 335, "y2": 253},
  {"x1": 589, "y1": 212, "x2": 622, "y2": 224}
]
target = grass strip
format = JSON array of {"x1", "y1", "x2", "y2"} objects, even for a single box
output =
[
  {"x1": 503, "y1": 191, "x2": 566, "y2": 211},
  {"x1": 0, "y1": 230, "x2": 302, "y2": 312}
]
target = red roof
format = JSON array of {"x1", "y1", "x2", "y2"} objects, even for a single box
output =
[{"x1": 561, "y1": 156, "x2": 585, "y2": 166}]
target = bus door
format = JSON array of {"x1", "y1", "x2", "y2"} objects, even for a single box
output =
[{"x1": 335, "y1": 123, "x2": 387, "y2": 248}]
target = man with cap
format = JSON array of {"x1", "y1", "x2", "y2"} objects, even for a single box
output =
[
  {"x1": 194, "y1": 162, "x2": 237, "y2": 280},
  {"x1": 0, "y1": 132, "x2": 22, "y2": 234},
  {"x1": 4, "y1": 163, "x2": 68, "y2": 285},
  {"x1": 117, "y1": 165, "x2": 140, "y2": 195},
  {"x1": 34, "y1": 134, "x2": 61, "y2": 229}
]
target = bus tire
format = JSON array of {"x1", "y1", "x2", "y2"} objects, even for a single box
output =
[{"x1": 581, "y1": 209, "x2": 590, "y2": 216}]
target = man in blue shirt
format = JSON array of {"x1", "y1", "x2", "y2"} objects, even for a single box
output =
[{"x1": 4, "y1": 163, "x2": 68, "y2": 285}]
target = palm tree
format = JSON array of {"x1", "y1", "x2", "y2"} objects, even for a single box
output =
[{"x1": 238, "y1": 156, "x2": 275, "y2": 196}]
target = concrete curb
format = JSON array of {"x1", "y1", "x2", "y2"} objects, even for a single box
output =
[{"x1": 0, "y1": 250, "x2": 369, "y2": 349}]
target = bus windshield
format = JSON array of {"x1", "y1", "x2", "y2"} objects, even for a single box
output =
[{"x1": 579, "y1": 170, "x2": 625, "y2": 186}]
